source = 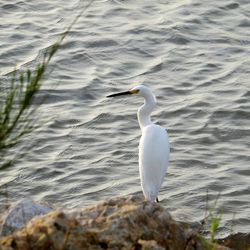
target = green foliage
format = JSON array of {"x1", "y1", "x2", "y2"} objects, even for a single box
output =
[
  {"x1": 0, "y1": 44, "x2": 58, "y2": 170},
  {"x1": 202, "y1": 192, "x2": 223, "y2": 246},
  {"x1": 210, "y1": 200, "x2": 223, "y2": 244},
  {"x1": 210, "y1": 217, "x2": 219, "y2": 242},
  {"x1": 209, "y1": 207, "x2": 223, "y2": 244},
  {"x1": 0, "y1": 0, "x2": 95, "y2": 170}
]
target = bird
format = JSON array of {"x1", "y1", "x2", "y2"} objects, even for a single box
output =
[{"x1": 107, "y1": 85, "x2": 170, "y2": 202}]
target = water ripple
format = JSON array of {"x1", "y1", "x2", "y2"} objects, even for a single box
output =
[{"x1": 0, "y1": 0, "x2": 249, "y2": 236}]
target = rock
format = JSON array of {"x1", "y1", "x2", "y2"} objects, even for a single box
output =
[
  {"x1": 218, "y1": 232, "x2": 250, "y2": 250},
  {"x1": 0, "y1": 198, "x2": 52, "y2": 237},
  {"x1": 0, "y1": 195, "x2": 231, "y2": 250}
]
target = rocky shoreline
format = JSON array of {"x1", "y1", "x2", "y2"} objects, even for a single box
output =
[{"x1": 0, "y1": 195, "x2": 249, "y2": 250}]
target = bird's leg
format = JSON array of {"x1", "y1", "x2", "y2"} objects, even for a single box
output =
[{"x1": 156, "y1": 197, "x2": 159, "y2": 203}]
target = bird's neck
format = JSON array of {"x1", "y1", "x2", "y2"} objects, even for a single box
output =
[{"x1": 137, "y1": 94, "x2": 156, "y2": 130}]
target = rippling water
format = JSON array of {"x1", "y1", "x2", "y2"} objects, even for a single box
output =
[{"x1": 0, "y1": 0, "x2": 249, "y2": 236}]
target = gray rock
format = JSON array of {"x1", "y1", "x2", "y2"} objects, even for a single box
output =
[{"x1": 0, "y1": 198, "x2": 52, "y2": 236}]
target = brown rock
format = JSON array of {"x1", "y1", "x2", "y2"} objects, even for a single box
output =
[
  {"x1": 0, "y1": 195, "x2": 231, "y2": 250},
  {"x1": 218, "y1": 232, "x2": 250, "y2": 250}
]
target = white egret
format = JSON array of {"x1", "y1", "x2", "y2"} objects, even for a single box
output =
[{"x1": 107, "y1": 85, "x2": 170, "y2": 202}]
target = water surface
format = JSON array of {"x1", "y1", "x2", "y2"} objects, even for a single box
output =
[{"x1": 0, "y1": 0, "x2": 249, "y2": 236}]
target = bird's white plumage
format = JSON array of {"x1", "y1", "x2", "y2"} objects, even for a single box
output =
[
  {"x1": 131, "y1": 85, "x2": 170, "y2": 202},
  {"x1": 107, "y1": 85, "x2": 170, "y2": 202},
  {"x1": 139, "y1": 124, "x2": 169, "y2": 201}
]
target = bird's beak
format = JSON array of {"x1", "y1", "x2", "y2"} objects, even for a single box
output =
[
  {"x1": 106, "y1": 90, "x2": 132, "y2": 98},
  {"x1": 107, "y1": 89, "x2": 139, "y2": 98}
]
